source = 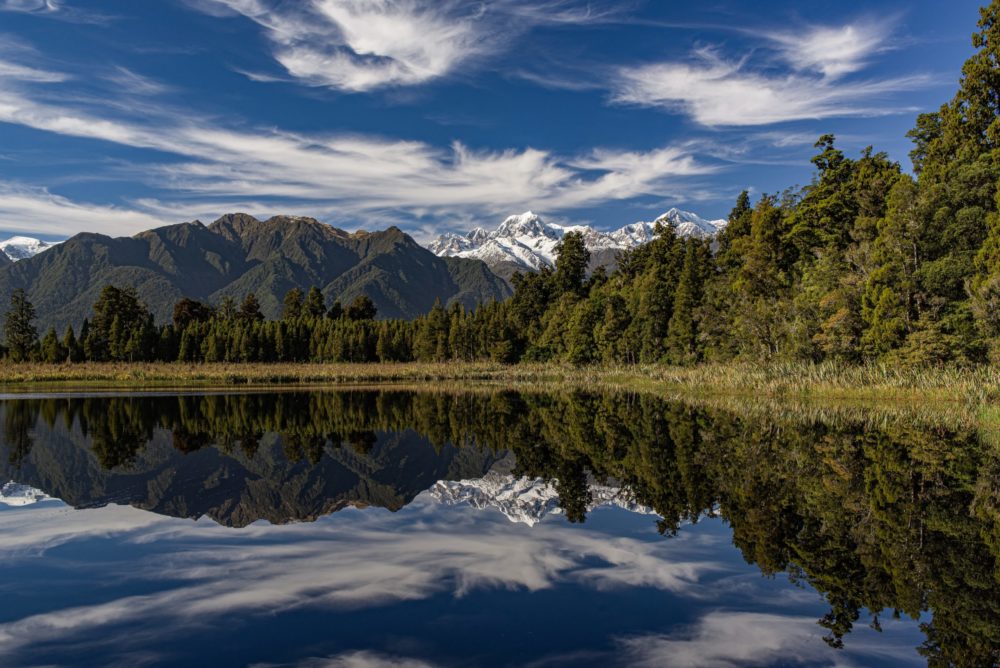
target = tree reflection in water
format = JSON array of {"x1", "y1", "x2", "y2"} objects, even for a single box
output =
[{"x1": 1, "y1": 389, "x2": 998, "y2": 665}]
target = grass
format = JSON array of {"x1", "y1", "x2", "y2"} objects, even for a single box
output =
[
  {"x1": 1, "y1": 359, "x2": 998, "y2": 402},
  {"x1": 1, "y1": 359, "x2": 996, "y2": 437}
]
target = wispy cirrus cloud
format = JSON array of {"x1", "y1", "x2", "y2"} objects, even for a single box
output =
[
  {"x1": 0, "y1": 51, "x2": 716, "y2": 237},
  {"x1": 766, "y1": 19, "x2": 900, "y2": 79},
  {"x1": 0, "y1": 183, "x2": 170, "y2": 238},
  {"x1": 612, "y1": 18, "x2": 928, "y2": 127},
  {"x1": 0, "y1": 0, "x2": 112, "y2": 24},
  {"x1": 188, "y1": 0, "x2": 620, "y2": 92}
]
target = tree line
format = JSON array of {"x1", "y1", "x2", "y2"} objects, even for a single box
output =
[{"x1": 5, "y1": 2, "x2": 1000, "y2": 366}]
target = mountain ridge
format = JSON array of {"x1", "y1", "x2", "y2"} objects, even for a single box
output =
[
  {"x1": 428, "y1": 209, "x2": 726, "y2": 280},
  {"x1": 0, "y1": 214, "x2": 510, "y2": 333}
]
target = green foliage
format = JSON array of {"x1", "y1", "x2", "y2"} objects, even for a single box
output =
[
  {"x1": 345, "y1": 294, "x2": 377, "y2": 321},
  {"x1": 3, "y1": 289, "x2": 38, "y2": 362},
  {"x1": 40, "y1": 327, "x2": 65, "y2": 363},
  {"x1": 282, "y1": 288, "x2": 304, "y2": 320},
  {"x1": 8, "y1": 3, "x2": 1000, "y2": 369},
  {"x1": 305, "y1": 286, "x2": 326, "y2": 319},
  {"x1": 553, "y1": 230, "x2": 590, "y2": 296}
]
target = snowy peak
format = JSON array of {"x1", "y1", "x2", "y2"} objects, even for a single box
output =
[
  {"x1": 0, "y1": 236, "x2": 60, "y2": 261},
  {"x1": 427, "y1": 209, "x2": 726, "y2": 278},
  {"x1": 494, "y1": 211, "x2": 560, "y2": 240},
  {"x1": 653, "y1": 208, "x2": 727, "y2": 238},
  {"x1": 0, "y1": 481, "x2": 53, "y2": 506},
  {"x1": 429, "y1": 471, "x2": 656, "y2": 526}
]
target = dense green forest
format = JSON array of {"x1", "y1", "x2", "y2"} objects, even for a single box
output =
[
  {"x1": 5, "y1": 3, "x2": 1000, "y2": 366},
  {"x1": 4, "y1": 389, "x2": 1000, "y2": 664}
]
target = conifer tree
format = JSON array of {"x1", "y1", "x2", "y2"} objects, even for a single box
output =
[
  {"x1": 665, "y1": 241, "x2": 704, "y2": 365},
  {"x1": 346, "y1": 295, "x2": 377, "y2": 321},
  {"x1": 553, "y1": 231, "x2": 590, "y2": 296},
  {"x1": 62, "y1": 325, "x2": 82, "y2": 363},
  {"x1": 305, "y1": 286, "x2": 326, "y2": 319},
  {"x1": 40, "y1": 327, "x2": 64, "y2": 363},
  {"x1": 4, "y1": 289, "x2": 38, "y2": 362},
  {"x1": 282, "y1": 288, "x2": 304, "y2": 320},
  {"x1": 239, "y1": 293, "x2": 264, "y2": 323}
]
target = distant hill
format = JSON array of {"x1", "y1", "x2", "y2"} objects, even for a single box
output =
[{"x1": 0, "y1": 214, "x2": 511, "y2": 332}]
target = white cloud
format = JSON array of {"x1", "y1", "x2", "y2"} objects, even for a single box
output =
[
  {"x1": 0, "y1": 0, "x2": 60, "y2": 13},
  {"x1": 0, "y1": 0, "x2": 111, "y2": 23},
  {"x1": 612, "y1": 19, "x2": 926, "y2": 127},
  {"x1": 767, "y1": 19, "x2": 897, "y2": 80},
  {"x1": 614, "y1": 49, "x2": 925, "y2": 127},
  {"x1": 0, "y1": 500, "x2": 724, "y2": 659},
  {"x1": 618, "y1": 612, "x2": 923, "y2": 668},
  {"x1": 0, "y1": 58, "x2": 714, "y2": 236},
  {"x1": 277, "y1": 651, "x2": 439, "y2": 668},
  {"x1": 0, "y1": 183, "x2": 170, "y2": 238},
  {"x1": 192, "y1": 0, "x2": 617, "y2": 91},
  {"x1": 0, "y1": 59, "x2": 67, "y2": 83}
]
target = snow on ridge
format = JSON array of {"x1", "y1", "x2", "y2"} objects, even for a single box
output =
[
  {"x1": 429, "y1": 471, "x2": 657, "y2": 526},
  {"x1": 427, "y1": 209, "x2": 726, "y2": 274},
  {"x1": 0, "y1": 481, "x2": 54, "y2": 507},
  {"x1": 0, "y1": 236, "x2": 60, "y2": 261}
]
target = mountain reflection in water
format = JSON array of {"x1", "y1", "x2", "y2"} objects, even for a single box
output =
[{"x1": 0, "y1": 389, "x2": 998, "y2": 667}]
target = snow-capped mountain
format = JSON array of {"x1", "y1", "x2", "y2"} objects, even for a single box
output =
[
  {"x1": 0, "y1": 236, "x2": 60, "y2": 261},
  {"x1": 429, "y1": 471, "x2": 656, "y2": 527},
  {"x1": 427, "y1": 209, "x2": 726, "y2": 280},
  {"x1": 0, "y1": 481, "x2": 53, "y2": 507}
]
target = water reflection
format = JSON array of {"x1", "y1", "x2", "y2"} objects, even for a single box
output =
[{"x1": 0, "y1": 389, "x2": 998, "y2": 666}]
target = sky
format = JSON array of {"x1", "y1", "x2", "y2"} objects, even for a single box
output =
[{"x1": 0, "y1": 0, "x2": 986, "y2": 243}]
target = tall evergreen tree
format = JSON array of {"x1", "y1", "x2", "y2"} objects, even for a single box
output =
[
  {"x1": 238, "y1": 293, "x2": 264, "y2": 323},
  {"x1": 305, "y1": 286, "x2": 326, "y2": 319},
  {"x1": 282, "y1": 288, "x2": 304, "y2": 320},
  {"x1": 553, "y1": 231, "x2": 590, "y2": 296},
  {"x1": 40, "y1": 327, "x2": 65, "y2": 363},
  {"x1": 3, "y1": 289, "x2": 38, "y2": 362},
  {"x1": 346, "y1": 295, "x2": 377, "y2": 321}
]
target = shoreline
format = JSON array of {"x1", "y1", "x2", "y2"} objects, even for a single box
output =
[{"x1": 0, "y1": 360, "x2": 996, "y2": 403}]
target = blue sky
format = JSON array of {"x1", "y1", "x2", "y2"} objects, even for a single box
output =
[{"x1": 0, "y1": 0, "x2": 985, "y2": 242}]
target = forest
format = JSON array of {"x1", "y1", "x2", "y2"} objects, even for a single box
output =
[{"x1": 4, "y1": 3, "x2": 1000, "y2": 368}]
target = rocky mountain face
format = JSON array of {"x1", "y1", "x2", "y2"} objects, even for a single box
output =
[
  {"x1": 0, "y1": 236, "x2": 60, "y2": 262},
  {"x1": 0, "y1": 214, "x2": 511, "y2": 332},
  {"x1": 428, "y1": 209, "x2": 727, "y2": 280}
]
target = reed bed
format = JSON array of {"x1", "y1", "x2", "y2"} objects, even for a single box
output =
[
  {"x1": 0, "y1": 360, "x2": 997, "y2": 403},
  {"x1": 1, "y1": 360, "x2": 996, "y2": 438}
]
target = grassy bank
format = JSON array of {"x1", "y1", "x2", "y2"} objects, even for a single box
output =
[{"x1": 0, "y1": 360, "x2": 998, "y2": 403}]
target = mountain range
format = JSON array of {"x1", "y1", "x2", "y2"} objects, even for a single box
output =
[
  {"x1": 0, "y1": 416, "x2": 503, "y2": 527},
  {"x1": 428, "y1": 209, "x2": 727, "y2": 280},
  {"x1": 0, "y1": 236, "x2": 59, "y2": 263},
  {"x1": 429, "y1": 467, "x2": 656, "y2": 526},
  {"x1": 0, "y1": 208, "x2": 725, "y2": 331},
  {"x1": 0, "y1": 214, "x2": 510, "y2": 333}
]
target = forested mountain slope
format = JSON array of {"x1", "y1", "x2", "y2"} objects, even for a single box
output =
[{"x1": 0, "y1": 214, "x2": 510, "y2": 332}]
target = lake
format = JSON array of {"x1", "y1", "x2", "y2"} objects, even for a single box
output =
[{"x1": 0, "y1": 389, "x2": 997, "y2": 666}]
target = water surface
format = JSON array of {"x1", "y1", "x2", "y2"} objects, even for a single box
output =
[{"x1": 1, "y1": 389, "x2": 997, "y2": 666}]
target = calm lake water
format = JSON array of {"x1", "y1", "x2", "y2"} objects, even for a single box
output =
[{"x1": 0, "y1": 389, "x2": 997, "y2": 667}]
